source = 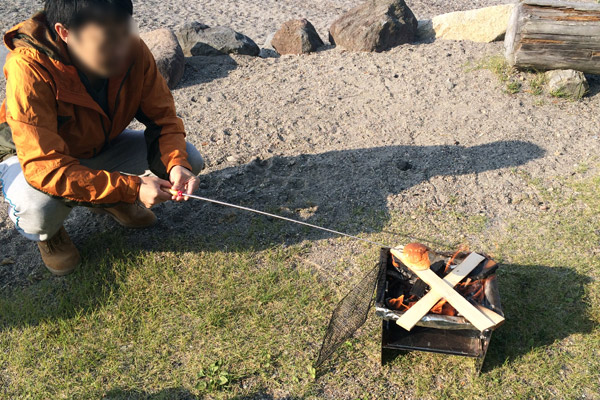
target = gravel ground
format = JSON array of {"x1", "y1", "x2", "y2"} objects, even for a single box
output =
[{"x1": 1, "y1": 1, "x2": 599, "y2": 290}]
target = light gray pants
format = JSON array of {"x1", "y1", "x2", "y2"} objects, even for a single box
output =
[{"x1": 0, "y1": 130, "x2": 204, "y2": 242}]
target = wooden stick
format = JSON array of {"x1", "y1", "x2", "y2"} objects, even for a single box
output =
[
  {"x1": 395, "y1": 252, "x2": 484, "y2": 331},
  {"x1": 390, "y1": 249, "x2": 496, "y2": 331},
  {"x1": 475, "y1": 304, "x2": 505, "y2": 327},
  {"x1": 410, "y1": 268, "x2": 495, "y2": 331}
]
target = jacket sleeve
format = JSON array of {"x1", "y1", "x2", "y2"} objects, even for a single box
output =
[
  {"x1": 135, "y1": 39, "x2": 191, "y2": 179},
  {"x1": 4, "y1": 55, "x2": 141, "y2": 204}
]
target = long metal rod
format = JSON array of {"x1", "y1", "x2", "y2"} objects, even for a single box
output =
[{"x1": 181, "y1": 193, "x2": 392, "y2": 248}]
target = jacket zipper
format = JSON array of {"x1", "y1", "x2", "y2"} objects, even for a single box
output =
[{"x1": 101, "y1": 62, "x2": 134, "y2": 151}]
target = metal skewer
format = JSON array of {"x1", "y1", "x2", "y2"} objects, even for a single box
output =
[{"x1": 166, "y1": 189, "x2": 394, "y2": 249}]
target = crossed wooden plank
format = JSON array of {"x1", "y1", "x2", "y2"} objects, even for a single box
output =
[{"x1": 389, "y1": 250, "x2": 505, "y2": 332}]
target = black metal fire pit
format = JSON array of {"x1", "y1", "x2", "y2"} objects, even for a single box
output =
[{"x1": 375, "y1": 248, "x2": 503, "y2": 373}]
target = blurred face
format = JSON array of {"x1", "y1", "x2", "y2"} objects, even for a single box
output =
[{"x1": 55, "y1": 18, "x2": 135, "y2": 78}]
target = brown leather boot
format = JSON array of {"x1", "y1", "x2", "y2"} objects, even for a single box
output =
[
  {"x1": 92, "y1": 202, "x2": 157, "y2": 228},
  {"x1": 37, "y1": 226, "x2": 81, "y2": 276}
]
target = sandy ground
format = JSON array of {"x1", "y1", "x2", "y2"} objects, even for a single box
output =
[{"x1": 1, "y1": 0, "x2": 599, "y2": 309}]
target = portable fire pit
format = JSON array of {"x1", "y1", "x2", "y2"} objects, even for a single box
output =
[
  {"x1": 316, "y1": 244, "x2": 504, "y2": 373},
  {"x1": 376, "y1": 247, "x2": 504, "y2": 372}
]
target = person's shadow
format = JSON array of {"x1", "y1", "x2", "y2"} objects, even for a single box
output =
[
  {"x1": 156, "y1": 140, "x2": 546, "y2": 249},
  {"x1": 3, "y1": 140, "x2": 546, "y2": 297}
]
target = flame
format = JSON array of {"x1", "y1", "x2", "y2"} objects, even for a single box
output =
[{"x1": 444, "y1": 244, "x2": 469, "y2": 274}]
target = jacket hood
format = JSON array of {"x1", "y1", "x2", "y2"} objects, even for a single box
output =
[{"x1": 4, "y1": 11, "x2": 71, "y2": 65}]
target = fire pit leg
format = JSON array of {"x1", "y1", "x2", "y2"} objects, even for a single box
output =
[
  {"x1": 381, "y1": 321, "x2": 410, "y2": 366},
  {"x1": 474, "y1": 331, "x2": 493, "y2": 375}
]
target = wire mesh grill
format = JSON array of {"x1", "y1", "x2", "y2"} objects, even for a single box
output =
[{"x1": 315, "y1": 250, "x2": 387, "y2": 368}]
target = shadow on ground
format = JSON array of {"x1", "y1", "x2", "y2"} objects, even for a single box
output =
[
  {"x1": 585, "y1": 74, "x2": 600, "y2": 97},
  {"x1": 158, "y1": 140, "x2": 546, "y2": 250},
  {"x1": 481, "y1": 263, "x2": 594, "y2": 371},
  {"x1": 2, "y1": 140, "x2": 545, "y2": 301},
  {"x1": 176, "y1": 54, "x2": 238, "y2": 89},
  {"x1": 103, "y1": 387, "x2": 302, "y2": 399}
]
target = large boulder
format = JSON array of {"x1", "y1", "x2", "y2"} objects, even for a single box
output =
[
  {"x1": 139, "y1": 28, "x2": 184, "y2": 89},
  {"x1": 418, "y1": 5, "x2": 514, "y2": 43},
  {"x1": 271, "y1": 18, "x2": 324, "y2": 55},
  {"x1": 329, "y1": 0, "x2": 418, "y2": 52},
  {"x1": 545, "y1": 69, "x2": 589, "y2": 99},
  {"x1": 176, "y1": 22, "x2": 260, "y2": 57}
]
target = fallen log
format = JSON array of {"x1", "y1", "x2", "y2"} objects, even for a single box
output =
[{"x1": 504, "y1": 0, "x2": 600, "y2": 74}]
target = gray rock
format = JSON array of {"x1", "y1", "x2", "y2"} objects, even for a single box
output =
[
  {"x1": 545, "y1": 69, "x2": 589, "y2": 99},
  {"x1": 176, "y1": 22, "x2": 260, "y2": 57},
  {"x1": 329, "y1": 0, "x2": 418, "y2": 52},
  {"x1": 176, "y1": 22, "x2": 210, "y2": 54},
  {"x1": 271, "y1": 18, "x2": 324, "y2": 55},
  {"x1": 139, "y1": 28, "x2": 185, "y2": 89}
]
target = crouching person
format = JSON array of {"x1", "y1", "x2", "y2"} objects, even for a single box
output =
[{"x1": 0, "y1": 0, "x2": 204, "y2": 275}]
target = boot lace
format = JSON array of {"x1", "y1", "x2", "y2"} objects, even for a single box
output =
[{"x1": 42, "y1": 230, "x2": 66, "y2": 254}]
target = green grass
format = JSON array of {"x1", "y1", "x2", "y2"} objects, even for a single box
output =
[
  {"x1": 465, "y1": 55, "x2": 522, "y2": 95},
  {"x1": 1, "y1": 170, "x2": 599, "y2": 398},
  {"x1": 467, "y1": 54, "x2": 590, "y2": 100},
  {"x1": 529, "y1": 72, "x2": 547, "y2": 96}
]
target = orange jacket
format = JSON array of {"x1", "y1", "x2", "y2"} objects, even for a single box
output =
[{"x1": 0, "y1": 12, "x2": 191, "y2": 204}]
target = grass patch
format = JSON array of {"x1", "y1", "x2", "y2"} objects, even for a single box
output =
[
  {"x1": 529, "y1": 72, "x2": 547, "y2": 96},
  {"x1": 1, "y1": 171, "x2": 599, "y2": 398},
  {"x1": 467, "y1": 54, "x2": 589, "y2": 101},
  {"x1": 466, "y1": 55, "x2": 522, "y2": 95}
]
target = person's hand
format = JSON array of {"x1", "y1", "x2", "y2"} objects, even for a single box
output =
[
  {"x1": 138, "y1": 176, "x2": 172, "y2": 208},
  {"x1": 169, "y1": 165, "x2": 200, "y2": 201}
]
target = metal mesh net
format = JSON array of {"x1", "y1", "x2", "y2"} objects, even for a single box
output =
[{"x1": 315, "y1": 249, "x2": 387, "y2": 368}]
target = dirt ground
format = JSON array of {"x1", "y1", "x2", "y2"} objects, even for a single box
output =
[{"x1": 1, "y1": 0, "x2": 599, "y2": 294}]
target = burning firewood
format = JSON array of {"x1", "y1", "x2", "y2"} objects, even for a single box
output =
[{"x1": 388, "y1": 244, "x2": 504, "y2": 331}]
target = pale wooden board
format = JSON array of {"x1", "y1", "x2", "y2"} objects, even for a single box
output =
[
  {"x1": 476, "y1": 304, "x2": 505, "y2": 326},
  {"x1": 414, "y1": 269, "x2": 495, "y2": 331},
  {"x1": 390, "y1": 249, "x2": 495, "y2": 331},
  {"x1": 395, "y1": 252, "x2": 485, "y2": 331}
]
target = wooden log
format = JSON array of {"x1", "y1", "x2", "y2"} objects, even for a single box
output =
[{"x1": 505, "y1": 0, "x2": 600, "y2": 74}]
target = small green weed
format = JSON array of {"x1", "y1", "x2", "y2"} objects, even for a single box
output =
[{"x1": 197, "y1": 361, "x2": 234, "y2": 391}]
